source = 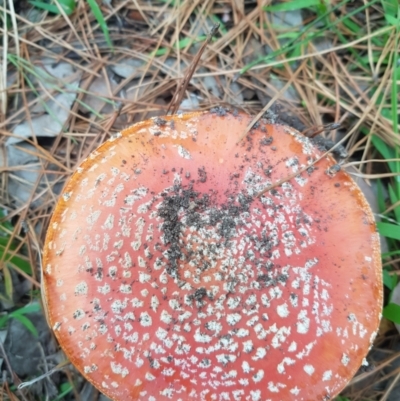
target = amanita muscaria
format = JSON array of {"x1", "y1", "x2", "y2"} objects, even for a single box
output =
[{"x1": 43, "y1": 110, "x2": 382, "y2": 401}]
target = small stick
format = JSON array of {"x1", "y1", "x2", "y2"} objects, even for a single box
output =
[
  {"x1": 256, "y1": 124, "x2": 352, "y2": 198},
  {"x1": 18, "y1": 360, "x2": 70, "y2": 390},
  {"x1": 0, "y1": 340, "x2": 29, "y2": 401},
  {"x1": 167, "y1": 24, "x2": 219, "y2": 115},
  {"x1": 301, "y1": 122, "x2": 341, "y2": 138},
  {"x1": 256, "y1": 163, "x2": 314, "y2": 197}
]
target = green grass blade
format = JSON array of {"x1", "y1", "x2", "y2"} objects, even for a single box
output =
[
  {"x1": 0, "y1": 304, "x2": 41, "y2": 334},
  {"x1": 388, "y1": 184, "x2": 400, "y2": 222},
  {"x1": 210, "y1": 15, "x2": 227, "y2": 35},
  {"x1": 241, "y1": 0, "x2": 379, "y2": 74},
  {"x1": 7, "y1": 257, "x2": 31, "y2": 280},
  {"x1": 383, "y1": 302, "x2": 400, "y2": 324},
  {"x1": 382, "y1": 250, "x2": 400, "y2": 258},
  {"x1": 391, "y1": 7, "x2": 400, "y2": 195},
  {"x1": 264, "y1": 0, "x2": 326, "y2": 12},
  {"x1": 0, "y1": 240, "x2": 32, "y2": 275},
  {"x1": 391, "y1": 9, "x2": 399, "y2": 135},
  {"x1": 0, "y1": 209, "x2": 14, "y2": 232},
  {"x1": 381, "y1": 0, "x2": 399, "y2": 22},
  {"x1": 383, "y1": 269, "x2": 398, "y2": 290},
  {"x1": 30, "y1": 1, "x2": 61, "y2": 14},
  {"x1": 371, "y1": 135, "x2": 396, "y2": 172},
  {"x1": 12, "y1": 315, "x2": 38, "y2": 337},
  {"x1": 11, "y1": 304, "x2": 42, "y2": 316},
  {"x1": 54, "y1": 383, "x2": 74, "y2": 400},
  {"x1": 2, "y1": 264, "x2": 13, "y2": 300},
  {"x1": 86, "y1": 0, "x2": 112, "y2": 49},
  {"x1": 30, "y1": 0, "x2": 76, "y2": 15},
  {"x1": 153, "y1": 35, "x2": 208, "y2": 56},
  {"x1": 377, "y1": 221, "x2": 400, "y2": 240}
]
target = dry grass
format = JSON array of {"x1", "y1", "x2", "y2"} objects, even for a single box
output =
[{"x1": 0, "y1": 0, "x2": 399, "y2": 400}]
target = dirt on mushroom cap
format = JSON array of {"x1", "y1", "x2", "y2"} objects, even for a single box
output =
[{"x1": 43, "y1": 110, "x2": 382, "y2": 401}]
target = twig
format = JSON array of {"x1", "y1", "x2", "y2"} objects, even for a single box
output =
[
  {"x1": 18, "y1": 360, "x2": 70, "y2": 390},
  {"x1": 301, "y1": 123, "x2": 341, "y2": 138},
  {"x1": 0, "y1": 340, "x2": 29, "y2": 401},
  {"x1": 167, "y1": 23, "x2": 219, "y2": 115},
  {"x1": 236, "y1": 58, "x2": 308, "y2": 143},
  {"x1": 256, "y1": 124, "x2": 356, "y2": 197}
]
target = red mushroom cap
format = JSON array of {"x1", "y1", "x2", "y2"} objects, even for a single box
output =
[{"x1": 43, "y1": 110, "x2": 382, "y2": 401}]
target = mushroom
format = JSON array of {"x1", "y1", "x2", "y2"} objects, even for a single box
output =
[{"x1": 42, "y1": 109, "x2": 382, "y2": 401}]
